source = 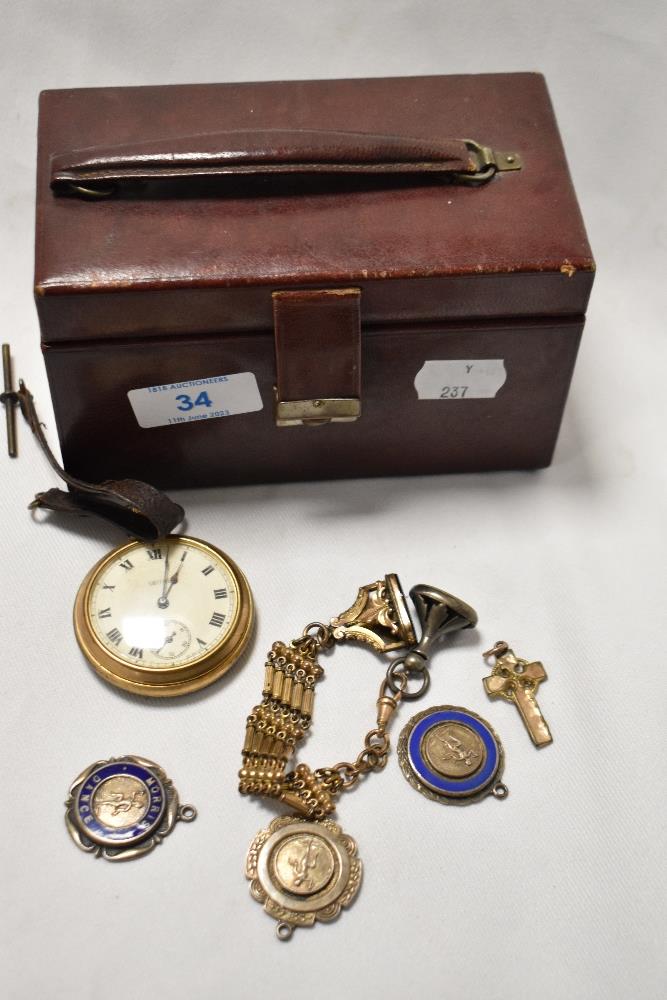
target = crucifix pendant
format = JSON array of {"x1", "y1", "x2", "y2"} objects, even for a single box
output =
[{"x1": 482, "y1": 641, "x2": 553, "y2": 747}]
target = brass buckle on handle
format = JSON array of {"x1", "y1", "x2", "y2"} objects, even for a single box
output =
[{"x1": 453, "y1": 139, "x2": 522, "y2": 184}]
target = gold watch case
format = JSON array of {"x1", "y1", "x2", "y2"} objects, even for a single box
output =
[{"x1": 74, "y1": 535, "x2": 254, "y2": 697}]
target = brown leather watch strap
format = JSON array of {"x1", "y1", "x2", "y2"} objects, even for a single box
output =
[
  {"x1": 11, "y1": 381, "x2": 184, "y2": 540},
  {"x1": 273, "y1": 289, "x2": 361, "y2": 426}
]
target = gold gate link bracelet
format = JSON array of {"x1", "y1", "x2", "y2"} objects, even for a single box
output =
[{"x1": 239, "y1": 574, "x2": 477, "y2": 939}]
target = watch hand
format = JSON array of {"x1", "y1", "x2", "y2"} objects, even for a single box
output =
[
  {"x1": 154, "y1": 631, "x2": 176, "y2": 653},
  {"x1": 170, "y1": 551, "x2": 187, "y2": 582},
  {"x1": 162, "y1": 552, "x2": 187, "y2": 600},
  {"x1": 158, "y1": 544, "x2": 172, "y2": 607}
]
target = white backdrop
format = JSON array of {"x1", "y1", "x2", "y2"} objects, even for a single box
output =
[{"x1": 1, "y1": 3, "x2": 665, "y2": 999}]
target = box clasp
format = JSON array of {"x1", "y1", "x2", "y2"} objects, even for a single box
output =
[
  {"x1": 275, "y1": 396, "x2": 361, "y2": 427},
  {"x1": 273, "y1": 288, "x2": 361, "y2": 428}
]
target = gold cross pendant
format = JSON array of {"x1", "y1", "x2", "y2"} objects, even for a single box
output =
[{"x1": 482, "y1": 641, "x2": 553, "y2": 747}]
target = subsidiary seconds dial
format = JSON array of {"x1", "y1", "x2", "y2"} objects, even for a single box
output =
[{"x1": 74, "y1": 536, "x2": 254, "y2": 696}]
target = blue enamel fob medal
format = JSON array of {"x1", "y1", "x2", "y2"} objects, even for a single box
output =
[
  {"x1": 398, "y1": 705, "x2": 507, "y2": 804},
  {"x1": 65, "y1": 755, "x2": 197, "y2": 861}
]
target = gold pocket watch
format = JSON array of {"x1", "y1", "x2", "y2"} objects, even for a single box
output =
[{"x1": 74, "y1": 535, "x2": 253, "y2": 696}]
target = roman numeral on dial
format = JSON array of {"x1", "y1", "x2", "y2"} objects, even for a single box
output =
[
  {"x1": 214, "y1": 588, "x2": 228, "y2": 599},
  {"x1": 98, "y1": 607, "x2": 112, "y2": 619},
  {"x1": 119, "y1": 559, "x2": 133, "y2": 571},
  {"x1": 147, "y1": 548, "x2": 163, "y2": 560},
  {"x1": 202, "y1": 565, "x2": 214, "y2": 576},
  {"x1": 128, "y1": 647, "x2": 144, "y2": 659},
  {"x1": 209, "y1": 612, "x2": 226, "y2": 627},
  {"x1": 106, "y1": 628, "x2": 123, "y2": 646}
]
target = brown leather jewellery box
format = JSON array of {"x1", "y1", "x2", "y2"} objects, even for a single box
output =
[{"x1": 35, "y1": 73, "x2": 594, "y2": 489}]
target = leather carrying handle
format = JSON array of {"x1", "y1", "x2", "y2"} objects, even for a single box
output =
[{"x1": 50, "y1": 130, "x2": 520, "y2": 196}]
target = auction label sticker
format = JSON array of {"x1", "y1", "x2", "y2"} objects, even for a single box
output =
[
  {"x1": 128, "y1": 372, "x2": 263, "y2": 428},
  {"x1": 415, "y1": 360, "x2": 507, "y2": 400}
]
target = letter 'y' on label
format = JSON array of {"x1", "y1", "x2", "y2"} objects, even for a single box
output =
[{"x1": 414, "y1": 360, "x2": 507, "y2": 399}]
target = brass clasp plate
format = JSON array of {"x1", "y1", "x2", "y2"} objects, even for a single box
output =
[{"x1": 274, "y1": 395, "x2": 361, "y2": 427}]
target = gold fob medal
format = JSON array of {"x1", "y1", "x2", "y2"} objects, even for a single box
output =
[{"x1": 74, "y1": 535, "x2": 253, "y2": 696}]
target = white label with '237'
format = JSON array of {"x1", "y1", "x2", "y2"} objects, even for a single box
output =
[{"x1": 414, "y1": 360, "x2": 507, "y2": 400}]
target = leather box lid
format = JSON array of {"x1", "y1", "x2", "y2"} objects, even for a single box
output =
[{"x1": 35, "y1": 73, "x2": 595, "y2": 343}]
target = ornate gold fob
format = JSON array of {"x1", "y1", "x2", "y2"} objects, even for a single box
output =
[{"x1": 240, "y1": 576, "x2": 477, "y2": 938}]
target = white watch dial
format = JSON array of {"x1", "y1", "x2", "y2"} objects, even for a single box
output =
[{"x1": 87, "y1": 538, "x2": 237, "y2": 669}]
